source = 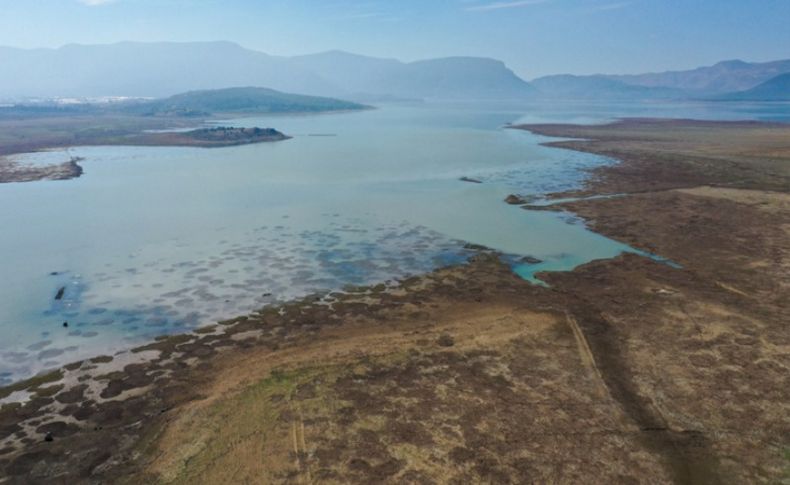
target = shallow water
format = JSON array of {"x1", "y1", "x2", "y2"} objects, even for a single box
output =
[{"x1": 0, "y1": 100, "x2": 786, "y2": 384}]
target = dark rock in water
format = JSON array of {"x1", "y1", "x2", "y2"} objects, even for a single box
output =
[
  {"x1": 505, "y1": 194, "x2": 526, "y2": 205},
  {"x1": 44, "y1": 432, "x2": 53, "y2": 442},
  {"x1": 519, "y1": 256, "x2": 543, "y2": 265},
  {"x1": 437, "y1": 334, "x2": 455, "y2": 347},
  {"x1": 463, "y1": 243, "x2": 491, "y2": 251},
  {"x1": 459, "y1": 176, "x2": 483, "y2": 184},
  {"x1": 54, "y1": 287, "x2": 66, "y2": 300}
]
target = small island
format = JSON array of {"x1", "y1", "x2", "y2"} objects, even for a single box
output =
[{"x1": 126, "y1": 126, "x2": 291, "y2": 148}]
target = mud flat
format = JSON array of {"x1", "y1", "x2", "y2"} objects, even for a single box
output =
[
  {"x1": 1, "y1": 119, "x2": 789, "y2": 483},
  {"x1": 0, "y1": 116, "x2": 289, "y2": 183},
  {"x1": 0, "y1": 156, "x2": 83, "y2": 183}
]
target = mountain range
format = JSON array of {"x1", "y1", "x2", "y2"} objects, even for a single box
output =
[
  {"x1": 132, "y1": 87, "x2": 368, "y2": 115},
  {"x1": 606, "y1": 59, "x2": 790, "y2": 95},
  {"x1": 0, "y1": 87, "x2": 368, "y2": 120},
  {"x1": 530, "y1": 75, "x2": 686, "y2": 100},
  {"x1": 529, "y1": 59, "x2": 790, "y2": 101},
  {"x1": 0, "y1": 41, "x2": 787, "y2": 102},
  {"x1": 0, "y1": 42, "x2": 534, "y2": 101},
  {"x1": 713, "y1": 73, "x2": 790, "y2": 101}
]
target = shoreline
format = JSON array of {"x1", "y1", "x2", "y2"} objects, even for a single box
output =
[
  {"x1": 1, "y1": 118, "x2": 789, "y2": 482},
  {"x1": 0, "y1": 122, "x2": 293, "y2": 184},
  {"x1": 0, "y1": 105, "x2": 375, "y2": 184},
  {"x1": 0, "y1": 156, "x2": 84, "y2": 184},
  {"x1": 510, "y1": 117, "x2": 790, "y2": 196}
]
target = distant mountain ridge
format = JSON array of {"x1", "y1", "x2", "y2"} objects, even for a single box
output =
[
  {"x1": 1, "y1": 41, "x2": 789, "y2": 102},
  {"x1": 0, "y1": 42, "x2": 337, "y2": 99},
  {"x1": 292, "y1": 51, "x2": 536, "y2": 99},
  {"x1": 605, "y1": 59, "x2": 790, "y2": 94},
  {"x1": 289, "y1": 50, "x2": 403, "y2": 96},
  {"x1": 714, "y1": 73, "x2": 790, "y2": 101},
  {"x1": 530, "y1": 75, "x2": 685, "y2": 100},
  {"x1": 132, "y1": 87, "x2": 368, "y2": 115},
  {"x1": 0, "y1": 42, "x2": 534, "y2": 101},
  {"x1": 530, "y1": 58, "x2": 790, "y2": 100},
  {"x1": 0, "y1": 87, "x2": 369, "y2": 119}
]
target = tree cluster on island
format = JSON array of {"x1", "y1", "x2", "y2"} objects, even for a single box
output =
[{"x1": 186, "y1": 126, "x2": 287, "y2": 142}]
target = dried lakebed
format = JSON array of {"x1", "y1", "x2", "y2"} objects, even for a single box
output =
[{"x1": 2, "y1": 111, "x2": 789, "y2": 483}]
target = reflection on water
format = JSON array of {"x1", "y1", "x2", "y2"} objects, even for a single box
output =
[{"x1": 0, "y1": 100, "x2": 786, "y2": 384}]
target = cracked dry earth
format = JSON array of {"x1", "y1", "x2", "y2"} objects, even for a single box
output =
[{"x1": 1, "y1": 118, "x2": 789, "y2": 484}]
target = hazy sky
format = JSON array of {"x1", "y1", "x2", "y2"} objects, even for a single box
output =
[{"x1": 1, "y1": 0, "x2": 789, "y2": 79}]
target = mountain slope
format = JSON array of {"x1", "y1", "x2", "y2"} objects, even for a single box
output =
[
  {"x1": 288, "y1": 50, "x2": 404, "y2": 96},
  {"x1": 608, "y1": 59, "x2": 790, "y2": 94},
  {"x1": 0, "y1": 87, "x2": 368, "y2": 120},
  {"x1": 531, "y1": 75, "x2": 685, "y2": 100},
  {"x1": 374, "y1": 57, "x2": 536, "y2": 99},
  {"x1": 3, "y1": 41, "x2": 790, "y2": 101},
  {"x1": 291, "y1": 52, "x2": 537, "y2": 100},
  {"x1": 0, "y1": 42, "x2": 538, "y2": 101},
  {"x1": 0, "y1": 41, "x2": 340, "y2": 98},
  {"x1": 130, "y1": 87, "x2": 369, "y2": 115},
  {"x1": 715, "y1": 73, "x2": 790, "y2": 101}
]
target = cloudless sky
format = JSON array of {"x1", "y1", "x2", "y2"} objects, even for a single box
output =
[{"x1": 1, "y1": 0, "x2": 789, "y2": 79}]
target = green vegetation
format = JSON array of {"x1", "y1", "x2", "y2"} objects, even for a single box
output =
[
  {"x1": 153, "y1": 366, "x2": 324, "y2": 484},
  {"x1": 131, "y1": 87, "x2": 369, "y2": 116},
  {"x1": 0, "y1": 87, "x2": 369, "y2": 121},
  {"x1": 0, "y1": 88, "x2": 346, "y2": 160},
  {"x1": 0, "y1": 369, "x2": 64, "y2": 400},
  {"x1": 185, "y1": 126, "x2": 287, "y2": 142}
]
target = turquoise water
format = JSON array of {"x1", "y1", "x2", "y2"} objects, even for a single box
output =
[{"x1": 0, "y1": 100, "x2": 786, "y2": 384}]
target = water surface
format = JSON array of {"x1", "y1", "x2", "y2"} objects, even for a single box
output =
[{"x1": 0, "y1": 100, "x2": 785, "y2": 384}]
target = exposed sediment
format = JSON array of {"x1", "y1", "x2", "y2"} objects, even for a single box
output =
[
  {"x1": 0, "y1": 116, "x2": 290, "y2": 183},
  {"x1": 1, "y1": 118, "x2": 789, "y2": 483},
  {"x1": 0, "y1": 157, "x2": 83, "y2": 184}
]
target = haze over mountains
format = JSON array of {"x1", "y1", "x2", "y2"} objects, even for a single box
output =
[
  {"x1": 715, "y1": 73, "x2": 790, "y2": 101},
  {"x1": 531, "y1": 59, "x2": 790, "y2": 100},
  {"x1": 530, "y1": 75, "x2": 685, "y2": 100},
  {"x1": 0, "y1": 41, "x2": 534, "y2": 101},
  {"x1": 606, "y1": 59, "x2": 790, "y2": 95},
  {"x1": 0, "y1": 41, "x2": 788, "y2": 102}
]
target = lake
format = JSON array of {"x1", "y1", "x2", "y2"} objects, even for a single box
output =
[{"x1": 0, "y1": 100, "x2": 787, "y2": 384}]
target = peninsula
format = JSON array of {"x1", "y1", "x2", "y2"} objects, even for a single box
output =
[{"x1": 0, "y1": 87, "x2": 368, "y2": 183}]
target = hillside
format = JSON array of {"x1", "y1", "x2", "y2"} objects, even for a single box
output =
[
  {"x1": 127, "y1": 87, "x2": 369, "y2": 115},
  {"x1": 288, "y1": 50, "x2": 404, "y2": 97},
  {"x1": 374, "y1": 57, "x2": 536, "y2": 99},
  {"x1": 0, "y1": 42, "x2": 338, "y2": 98},
  {"x1": 715, "y1": 73, "x2": 790, "y2": 101},
  {"x1": 0, "y1": 87, "x2": 369, "y2": 120},
  {"x1": 3, "y1": 41, "x2": 790, "y2": 101},
  {"x1": 291, "y1": 52, "x2": 536, "y2": 100},
  {"x1": 608, "y1": 59, "x2": 790, "y2": 94},
  {"x1": 0, "y1": 43, "x2": 538, "y2": 101},
  {"x1": 0, "y1": 87, "x2": 365, "y2": 160},
  {"x1": 531, "y1": 75, "x2": 685, "y2": 100}
]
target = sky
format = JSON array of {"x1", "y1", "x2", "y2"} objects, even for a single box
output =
[{"x1": 0, "y1": 0, "x2": 789, "y2": 79}]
